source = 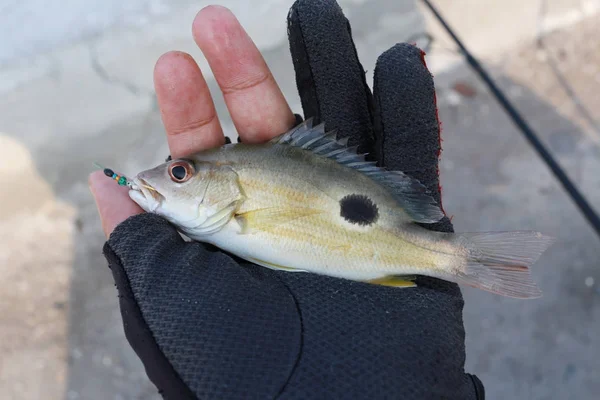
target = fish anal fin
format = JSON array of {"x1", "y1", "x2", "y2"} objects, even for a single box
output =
[
  {"x1": 235, "y1": 206, "x2": 323, "y2": 234},
  {"x1": 368, "y1": 275, "x2": 418, "y2": 288}
]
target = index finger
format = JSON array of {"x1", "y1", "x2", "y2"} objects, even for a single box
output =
[{"x1": 154, "y1": 51, "x2": 225, "y2": 159}]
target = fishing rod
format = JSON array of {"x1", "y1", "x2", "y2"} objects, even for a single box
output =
[{"x1": 421, "y1": 0, "x2": 600, "y2": 238}]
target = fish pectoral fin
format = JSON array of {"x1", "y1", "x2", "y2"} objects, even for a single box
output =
[
  {"x1": 368, "y1": 275, "x2": 418, "y2": 288},
  {"x1": 249, "y1": 257, "x2": 308, "y2": 273},
  {"x1": 235, "y1": 206, "x2": 323, "y2": 234}
]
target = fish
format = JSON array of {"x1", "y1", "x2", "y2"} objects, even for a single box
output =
[{"x1": 127, "y1": 119, "x2": 554, "y2": 298}]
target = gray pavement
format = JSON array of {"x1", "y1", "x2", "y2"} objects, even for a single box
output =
[{"x1": 1, "y1": 1, "x2": 599, "y2": 399}]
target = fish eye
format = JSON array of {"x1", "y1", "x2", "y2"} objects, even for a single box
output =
[{"x1": 168, "y1": 160, "x2": 195, "y2": 183}]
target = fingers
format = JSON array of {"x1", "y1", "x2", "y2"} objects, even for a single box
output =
[
  {"x1": 372, "y1": 44, "x2": 452, "y2": 233},
  {"x1": 192, "y1": 5, "x2": 296, "y2": 143},
  {"x1": 287, "y1": 0, "x2": 375, "y2": 154},
  {"x1": 89, "y1": 171, "x2": 143, "y2": 237},
  {"x1": 99, "y1": 6, "x2": 295, "y2": 236},
  {"x1": 154, "y1": 51, "x2": 224, "y2": 159},
  {"x1": 373, "y1": 44, "x2": 440, "y2": 191}
]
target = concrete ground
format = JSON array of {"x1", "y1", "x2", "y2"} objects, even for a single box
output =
[{"x1": 1, "y1": 1, "x2": 599, "y2": 399}]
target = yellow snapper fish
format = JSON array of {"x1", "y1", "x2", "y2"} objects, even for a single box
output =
[{"x1": 127, "y1": 119, "x2": 554, "y2": 298}]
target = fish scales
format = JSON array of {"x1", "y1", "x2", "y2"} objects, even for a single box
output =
[{"x1": 210, "y1": 146, "x2": 445, "y2": 279}]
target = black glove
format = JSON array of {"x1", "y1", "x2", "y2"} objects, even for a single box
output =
[{"x1": 103, "y1": 0, "x2": 484, "y2": 398}]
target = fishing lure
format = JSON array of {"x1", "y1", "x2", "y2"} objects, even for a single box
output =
[{"x1": 93, "y1": 162, "x2": 139, "y2": 190}]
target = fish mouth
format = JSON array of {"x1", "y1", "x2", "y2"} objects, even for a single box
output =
[{"x1": 130, "y1": 177, "x2": 165, "y2": 212}]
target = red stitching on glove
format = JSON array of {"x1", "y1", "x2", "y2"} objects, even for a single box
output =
[{"x1": 418, "y1": 48, "x2": 449, "y2": 219}]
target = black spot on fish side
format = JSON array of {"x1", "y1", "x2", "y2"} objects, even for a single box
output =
[{"x1": 340, "y1": 194, "x2": 379, "y2": 225}]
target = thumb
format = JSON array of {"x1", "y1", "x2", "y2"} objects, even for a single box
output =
[{"x1": 89, "y1": 170, "x2": 144, "y2": 237}]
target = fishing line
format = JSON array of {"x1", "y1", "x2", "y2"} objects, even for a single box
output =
[{"x1": 421, "y1": 0, "x2": 600, "y2": 238}]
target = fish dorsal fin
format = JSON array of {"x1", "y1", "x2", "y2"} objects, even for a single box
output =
[{"x1": 271, "y1": 118, "x2": 445, "y2": 224}]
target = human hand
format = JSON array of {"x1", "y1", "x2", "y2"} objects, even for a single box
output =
[
  {"x1": 89, "y1": 4, "x2": 296, "y2": 236},
  {"x1": 91, "y1": 1, "x2": 484, "y2": 399}
]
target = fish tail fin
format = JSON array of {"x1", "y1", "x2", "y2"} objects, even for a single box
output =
[{"x1": 451, "y1": 231, "x2": 555, "y2": 299}]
